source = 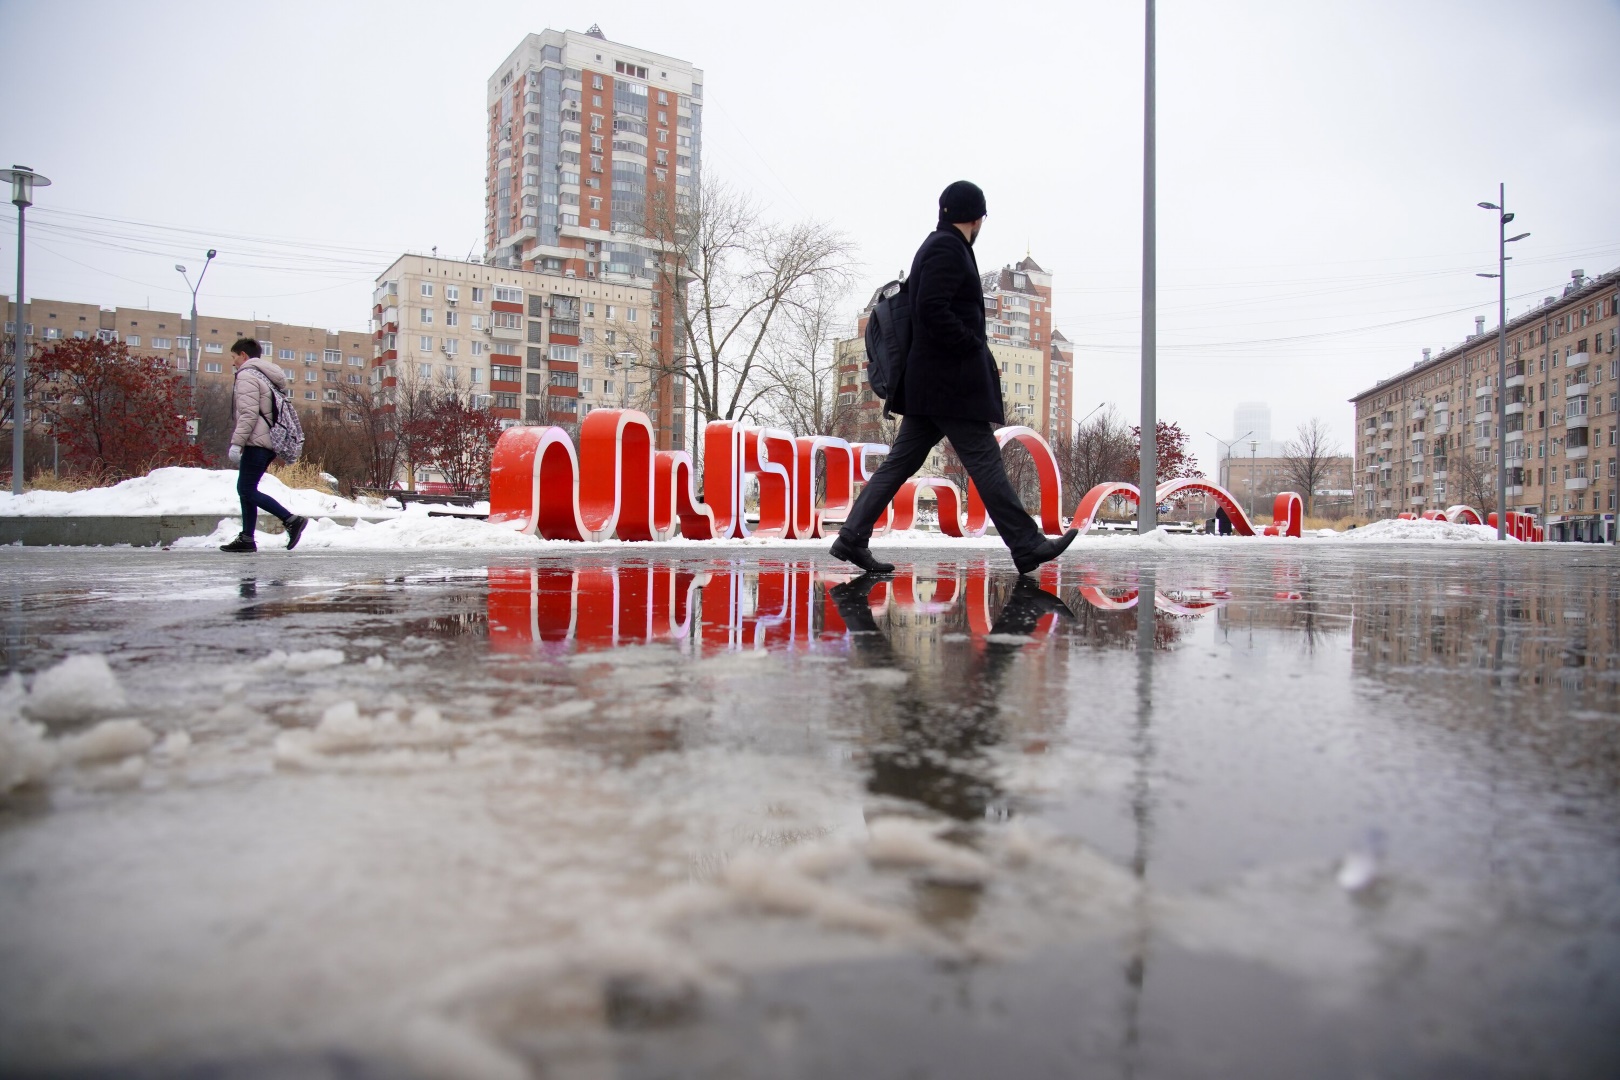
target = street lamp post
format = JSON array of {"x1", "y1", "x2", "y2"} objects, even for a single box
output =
[
  {"x1": 176, "y1": 250, "x2": 217, "y2": 390},
  {"x1": 1476, "y1": 187, "x2": 1530, "y2": 541},
  {"x1": 1205, "y1": 429, "x2": 1253, "y2": 492},
  {"x1": 1138, "y1": 0, "x2": 1157, "y2": 534},
  {"x1": 1249, "y1": 438, "x2": 1259, "y2": 520},
  {"x1": 3, "y1": 165, "x2": 50, "y2": 495}
]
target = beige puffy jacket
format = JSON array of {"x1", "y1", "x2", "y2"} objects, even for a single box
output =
[{"x1": 230, "y1": 356, "x2": 290, "y2": 451}]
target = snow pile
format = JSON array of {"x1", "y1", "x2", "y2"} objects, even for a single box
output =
[
  {"x1": 0, "y1": 656, "x2": 158, "y2": 794},
  {"x1": 24, "y1": 654, "x2": 129, "y2": 722},
  {"x1": 0, "y1": 466, "x2": 393, "y2": 520},
  {"x1": 1337, "y1": 518, "x2": 1514, "y2": 543}
]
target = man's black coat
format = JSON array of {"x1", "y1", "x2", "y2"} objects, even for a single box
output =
[{"x1": 888, "y1": 223, "x2": 1005, "y2": 425}]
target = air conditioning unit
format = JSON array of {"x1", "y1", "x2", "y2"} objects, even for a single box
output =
[{"x1": 446, "y1": 298, "x2": 457, "y2": 306}]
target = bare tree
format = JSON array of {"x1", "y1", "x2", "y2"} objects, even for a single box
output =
[
  {"x1": 1451, "y1": 447, "x2": 1497, "y2": 514},
  {"x1": 1053, "y1": 406, "x2": 1136, "y2": 508},
  {"x1": 1280, "y1": 418, "x2": 1343, "y2": 516},
  {"x1": 643, "y1": 175, "x2": 857, "y2": 444},
  {"x1": 756, "y1": 280, "x2": 858, "y2": 435},
  {"x1": 387, "y1": 361, "x2": 439, "y2": 492}
]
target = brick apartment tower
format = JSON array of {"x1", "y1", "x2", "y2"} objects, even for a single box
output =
[{"x1": 485, "y1": 26, "x2": 702, "y2": 449}]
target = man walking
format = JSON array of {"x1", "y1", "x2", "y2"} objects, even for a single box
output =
[
  {"x1": 220, "y1": 338, "x2": 307, "y2": 553},
  {"x1": 830, "y1": 181, "x2": 1078, "y2": 575}
]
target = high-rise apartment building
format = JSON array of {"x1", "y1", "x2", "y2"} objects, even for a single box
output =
[
  {"x1": 1349, "y1": 267, "x2": 1619, "y2": 542},
  {"x1": 483, "y1": 25, "x2": 701, "y2": 449}
]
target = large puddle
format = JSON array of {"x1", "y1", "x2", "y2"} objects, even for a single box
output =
[{"x1": 1, "y1": 546, "x2": 1617, "y2": 1078}]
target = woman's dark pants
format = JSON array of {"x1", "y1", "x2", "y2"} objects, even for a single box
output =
[{"x1": 238, "y1": 446, "x2": 291, "y2": 538}]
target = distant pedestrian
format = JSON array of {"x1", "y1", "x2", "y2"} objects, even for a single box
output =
[
  {"x1": 1214, "y1": 505, "x2": 1233, "y2": 535},
  {"x1": 220, "y1": 339, "x2": 307, "y2": 553},
  {"x1": 831, "y1": 180, "x2": 1078, "y2": 575}
]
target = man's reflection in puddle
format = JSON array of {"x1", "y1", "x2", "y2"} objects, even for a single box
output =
[{"x1": 830, "y1": 573, "x2": 1073, "y2": 822}]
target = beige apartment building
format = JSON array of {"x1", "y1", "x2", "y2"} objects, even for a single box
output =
[
  {"x1": 1349, "y1": 267, "x2": 1619, "y2": 543},
  {"x1": 1220, "y1": 452, "x2": 1355, "y2": 519},
  {"x1": 372, "y1": 253, "x2": 683, "y2": 449},
  {"x1": 3, "y1": 296, "x2": 371, "y2": 424}
]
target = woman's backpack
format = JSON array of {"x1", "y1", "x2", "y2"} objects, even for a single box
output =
[{"x1": 252, "y1": 370, "x2": 305, "y2": 462}]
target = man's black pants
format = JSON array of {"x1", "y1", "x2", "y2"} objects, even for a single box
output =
[{"x1": 836, "y1": 414, "x2": 1043, "y2": 557}]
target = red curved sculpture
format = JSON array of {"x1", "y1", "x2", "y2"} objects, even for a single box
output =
[
  {"x1": 1152, "y1": 478, "x2": 1257, "y2": 536},
  {"x1": 967, "y1": 426, "x2": 1065, "y2": 535},
  {"x1": 1070, "y1": 481, "x2": 1141, "y2": 535},
  {"x1": 1445, "y1": 505, "x2": 1484, "y2": 526}
]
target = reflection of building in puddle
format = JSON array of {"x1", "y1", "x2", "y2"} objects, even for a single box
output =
[{"x1": 1348, "y1": 564, "x2": 1619, "y2": 700}]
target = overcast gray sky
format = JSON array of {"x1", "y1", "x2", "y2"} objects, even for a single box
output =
[{"x1": 3, "y1": 0, "x2": 1618, "y2": 468}]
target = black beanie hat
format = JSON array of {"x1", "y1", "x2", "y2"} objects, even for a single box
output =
[{"x1": 938, "y1": 180, "x2": 987, "y2": 223}]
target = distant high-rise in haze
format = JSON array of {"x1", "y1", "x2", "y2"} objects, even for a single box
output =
[{"x1": 1233, "y1": 401, "x2": 1272, "y2": 447}]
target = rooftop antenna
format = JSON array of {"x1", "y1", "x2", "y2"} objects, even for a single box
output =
[{"x1": 431, "y1": 245, "x2": 438, "y2": 259}]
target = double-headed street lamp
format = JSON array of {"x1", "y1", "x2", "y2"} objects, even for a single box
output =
[
  {"x1": 1475, "y1": 186, "x2": 1530, "y2": 540},
  {"x1": 3, "y1": 165, "x2": 51, "y2": 495},
  {"x1": 176, "y1": 250, "x2": 217, "y2": 389},
  {"x1": 1205, "y1": 429, "x2": 1252, "y2": 492}
]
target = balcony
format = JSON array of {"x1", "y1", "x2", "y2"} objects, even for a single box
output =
[
  {"x1": 1567, "y1": 351, "x2": 1590, "y2": 370},
  {"x1": 1379, "y1": 439, "x2": 1393, "y2": 451},
  {"x1": 1412, "y1": 406, "x2": 1427, "y2": 420},
  {"x1": 1567, "y1": 445, "x2": 1588, "y2": 461},
  {"x1": 1476, "y1": 384, "x2": 1492, "y2": 398},
  {"x1": 489, "y1": 324, "x2": 524, "y2": 343},
  {"x1": 1506, "y1": 371, "x2": 1525, "y2": 389},
  {"x1": 1364, "y1": 462, "x2": 1378, "y2": 473},
  {"x1": 1432, "y1": 469, "x2": 1448, "y2": 481},
  {"x1": 1565, "y1": 412, "x2": 1589, "y2": 429},
  {"x1": 1566, "y1": 381, "x2": 1590, "y2": 399},
  {"x1": 1505, "y1": 429, "x2": 1524, "y2": 442},
  {"x1": 1432, "y1": 420, "x2": 1451, "y2": 436},
  {"x1": 1505, "y1": 401, "x2": 1524, "y2": 415},
  {"x1": 1411, "y1": 494, "x2": 1426, "y2": 505},
  {"x1": 1411, "y1": 429, "x2": 1426, "y2": 442},
  {"x1": 1380, "y1": 419, "x2": 1393, "y2": 431},
  {"x1": 1506, "y1": 485, "x2": 1524, "y2": 497},
  {"x1": 1475, "y1": 436, "x2": 1493, "y2": 449},
  {"x1": 1473, "y1": 408, "x2": 1493, "y2": 423},
  {"x1": 1564, "y1": 476, "x2": 1589, "y2": 491},
  {"x1": 1379, "y1": 500, "x2": 1393, "y2": 510}
]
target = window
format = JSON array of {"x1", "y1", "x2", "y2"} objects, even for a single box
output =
[
  {"x1": 493, "y1": 312, "x2": 521, "y2": 329},
  {"x1": 324, "y1": 349, "x2": 341, "y2": 364},
  {"x1": 176, "y1": 335, "x2": 191, "y2": 350},
  {"x1": 282, "y1": 367, "x2": 295, "y2": 380},
  {"x1": 348, "y1": 355, "x2": 363, "y2": 366},
  {"x1": 494, "y1": 286, "x2": 523, "y2": 303},
  {"x1": 325, "y1": 371, "x2": 339, "y2": 383},
  {"x1": 305, "y1": 371, "x2": 317, "y2": 383},
  {"x1": 471, "y1": 341, "x2": 485, "y2": 356},
  {"x1": 549, "y1": 344, "x2": 578, "y2": 362},
  {"x1": 347, "y1": 373, "x2": 362, "y2": 384},
  {"x1": 277, "y1": 347, "x2": 293, "y2": 360},
  {"x1": 605, "y1": 305, "x2": 615, "y2": 320},
  {"x1": 495, "y1": 393, "x2": 519, "y2": 410},
  {"x1": 585, "y1": 303, "x2": 596, "y2": 317},
  {"x1": 204, "y1": 361, "x2": 222, "y2": 373},
  {"x1": 493, "y1": 364, "x2": 521, "y2": 382},
  {"x1": 126, "y1": 335, "x2": 141, "y2": 346},
  {"x1": 468, "y1": 367, "x2": 480, "y2": 383},
  {"x1": 419, "y1": 336, "x2": 433, "y2": 351},
  {"x1": 445, "y1": 286, "x2": 459, "y2": 302},
  {"x1": 581, "y1": 378, "x2": 594, "y2": 393},
  {"x1": 420, "y1": 283, "x2": 434, "y2": 297},
  {"x1": 443, "y1": 339, "x2": 458, "y2": 355},
  {"x1": 471, "y1": 287, "x2": 485, "y2": 303},
  {"x1": 603, "y1": 380, "x2": 615, "y2": 395},
  {"x1": 445, "y1": 310, "x2": 459, "y2": 327},
  {"x1": 418, "y1": 363, "x2": 433, "y2": 378},
  {"x1": 626, "y1": 308, "x2": 637, "y2": 322},
  {"x1": 304, "y1": 390, "x2": 316, "y2": 401}
]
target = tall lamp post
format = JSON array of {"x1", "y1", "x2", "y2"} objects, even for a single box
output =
[
  {"x1": 1249, "y1": 438, "x2": 1259, "y2": 520},
  {"x1": 1205, "y1": 429, "x2": 1252, "y2": 492},
  {"x1": 176, "y1": 250, "x2": 217, "y2": 389},
  {"x1": 1476, "y1": 186, "x2": 1529, "y2": 541},
  {"x1": 3, "y1": 165, "x2": 50, "y2": 495},
  {"x1": 1138, "y1": 0, "x2": 1157, "y2": 534}
]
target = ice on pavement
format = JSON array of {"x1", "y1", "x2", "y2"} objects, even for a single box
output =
[{"x1": 0, "y1": 466, "x2": 392, "y2": 519}]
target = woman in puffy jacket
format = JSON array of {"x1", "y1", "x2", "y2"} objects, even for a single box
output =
[{"x1": 220, "y1": 338, "x2": 307, "y2": 553}]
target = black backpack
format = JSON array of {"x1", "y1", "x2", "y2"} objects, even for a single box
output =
[{"x1": 863, "y1": 278, "x2": 912, "y2": 404}]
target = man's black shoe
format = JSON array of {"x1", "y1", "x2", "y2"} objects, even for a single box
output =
[
  {"x1": 1013, "y1": 528, "x2": 1079, "y2": 575},
  {"x1": 829, "y1": 535, "x2": 895, "y2": 574},
  {"x1": 284, "y1": 515, "x2": 309, "y2": 550},
  {"x1": 220, "y1": 534, "x2": 258, "y2": 553}
]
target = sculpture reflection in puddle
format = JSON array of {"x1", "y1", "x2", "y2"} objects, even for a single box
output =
[{"x1": 486, "y1": 561, "x2": 1233, "y2": 656}]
